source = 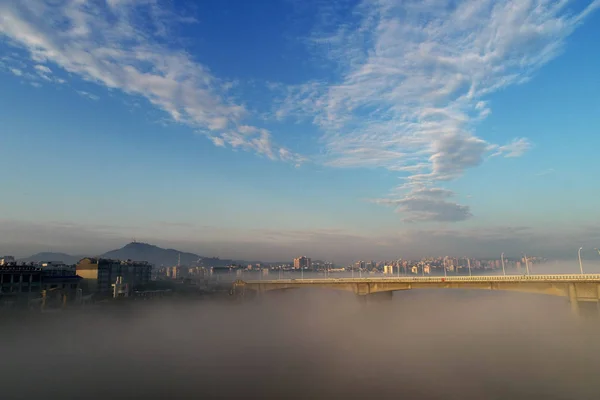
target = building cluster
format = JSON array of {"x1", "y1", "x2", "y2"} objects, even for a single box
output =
[
  {"x1": 0, "y1": 258, "x2": 82, "y2": 309},
  {"x1": 0, "y1": 255, "x2": 154, "y2": 310},
  {"x1": 159, "y1": 265, "x2": 207, "y2": 280},
  {"x1": 258, "y1": 255, "x2": 545, "y2": 276},
  {"x1": 76, "y1": 258, "x2": 151, "y2": 296},
  {"x1": 352, "y1": 261, "x2": 378, "y2": 271},
  {"x1": 374, "y1": 256, "x2": 543, "y2": 275}
]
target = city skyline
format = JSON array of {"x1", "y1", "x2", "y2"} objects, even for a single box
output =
[
  {"x1": 2, "y1": 239, "x2": 594, "y2": 269},
  {"x1": 2, "y1": 0, "x2": 600, "y2": 262}
]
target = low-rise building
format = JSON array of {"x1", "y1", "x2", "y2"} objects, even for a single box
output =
[
  {"x1": 76, "y1": 258, "x2": 152, "y2": 296},
  {"x1": 0, "y1": 262, "x2": 82, "y2": 308},
  {"x1": 0, "y1": 265, "x2": 43, "y2": 302},
  {"x1": 40, "y1": 262, "x2": 82, "y2": 303}
]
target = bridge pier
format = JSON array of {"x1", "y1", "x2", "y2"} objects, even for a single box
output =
[
  {"x1": 566, "y1": 283, "x2": 600, "y2": 319},
  {"x1": 357, "y1": 291, "x2": 393, "y2": 304},
  {"x1": 568, "y1": 284, "x2": 580, "y2": 316}
]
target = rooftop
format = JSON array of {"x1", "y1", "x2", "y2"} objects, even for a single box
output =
[{"x1": 0, "y1": 266, "x2": 42, "y2": 272}]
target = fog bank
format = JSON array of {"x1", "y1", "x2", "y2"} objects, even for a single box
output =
[{"x1": 1, "y1": 289, "x2": 599, "y2": 399}]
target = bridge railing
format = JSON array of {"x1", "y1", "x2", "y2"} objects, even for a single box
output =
[{"x1": 241, "y1": 274, "x2": 600, "y2": 285}]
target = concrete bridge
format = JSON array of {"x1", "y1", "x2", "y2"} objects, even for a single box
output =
[{"x1": 232, "y1": 274, "x2": 600, "y2": 315}]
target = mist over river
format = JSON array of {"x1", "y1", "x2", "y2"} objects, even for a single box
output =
[{"x1": 1, "y1": 287, "x2": 599, "y2": 399}]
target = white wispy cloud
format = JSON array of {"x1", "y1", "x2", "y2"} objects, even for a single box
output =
[
  {"x1": 275, "y1": 0, "x2": 598, "y2": 221},
  {"x1": 490, "y1": 138, "x2": 533, "y2": 158},
  {"x1": 535, "y1": 168, "x2": 555, "y2": 177},
  {"x1": 76, "y1": 90, "x2": 99, "y2": 101},
  {"x1": 0, "y1": 0, "x2": 302, "y2": 163},
  {"x1": 33, "y1": 63, "x2": 53, "y2": 81},
  {"x1": 0, "y1": 0, "x2": 597, "y2": 223},
  {"x1": 33, "y1": 64, "x2": 51, "y2": 74}
]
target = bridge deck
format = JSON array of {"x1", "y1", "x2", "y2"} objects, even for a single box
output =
[
  {"x1": 242, "y1": 274, "x2": 600, "y2": 285},
  {"x1": 234, "y1": 275, "x2": 600, "y2": 310}
]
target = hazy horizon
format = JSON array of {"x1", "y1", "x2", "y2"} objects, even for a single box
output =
[{"x1": 4, "y1": 239, "x2": 600, "y2": 271}]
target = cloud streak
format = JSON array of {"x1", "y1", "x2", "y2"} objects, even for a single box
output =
[
  {"x1": 0, "y1": 0, "x2": 303, "y2": 163},
  {"x1": 372, "y1": 188, "x2": 473, "y2": 222},
  {"x1": 1, "y1": 0, "x2": 597, "y2": 222},
  {"x1": 275, "y1": 0, "x2": 598, "y2": 221}
]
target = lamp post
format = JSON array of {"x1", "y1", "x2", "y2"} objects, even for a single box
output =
[
  {"x1": 467, "y1": 258, "x2": 472, "y2": 276},
  {"x1": 501, "y1": 252, "x2": 506, "y2": 276},
  {"x1": 578, "y1": 247, "x2": 584, "y2": 275},
  {"x1": 523, "y1": 254, "x2": 530, "y2": 276}
]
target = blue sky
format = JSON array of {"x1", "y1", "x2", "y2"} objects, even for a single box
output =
[{"x1": 1, "y1": 0, "x2": 600, "y2": 263}]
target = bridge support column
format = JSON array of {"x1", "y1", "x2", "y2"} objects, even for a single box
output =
[
  {"x1": 597, "y1": 285, "x2": 600, "y2": 316},
  {"x1": 357, "y1": 291, "x2": 393, "y2": 304},
  {"x1": 255, "y1": 285, "x2": 264, "y2": 300},
  {"x1": 568, "y1": 283, "x2": 580, "y2": 317}
]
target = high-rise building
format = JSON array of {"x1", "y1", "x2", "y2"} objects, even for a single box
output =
[{"x1": 293, "y1": 256, "x2": 311, "y2": 270}]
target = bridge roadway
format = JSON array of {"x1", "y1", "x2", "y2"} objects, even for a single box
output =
[{"x1": 232, "y1": 274, "x2": 600, "y2": 315}]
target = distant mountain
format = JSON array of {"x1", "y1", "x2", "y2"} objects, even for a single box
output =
[
  {"x1": 19, "y1": 252, "x2": 82, "y2": 265},
  {"x1": 19, "y1": 242, "x2": 266, "y2": 268},
  {"x1": 99, "y1": 242, "x2": 233, "y2": 267}
]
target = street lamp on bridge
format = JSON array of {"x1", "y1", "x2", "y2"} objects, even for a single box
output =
[
  {"x1": 501, "y1": 252, "x2": 506, "y2": 276},
  {"x1": 578, "y1": 247, "x2": 584, "y2": 275},
  {"x1": 523, "y1": 254, "x2": 530, "y2": 276}
]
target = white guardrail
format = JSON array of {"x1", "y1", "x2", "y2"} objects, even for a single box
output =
[{"x1": 244, "y1": 274, "x2": 600, "y2": 284}]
